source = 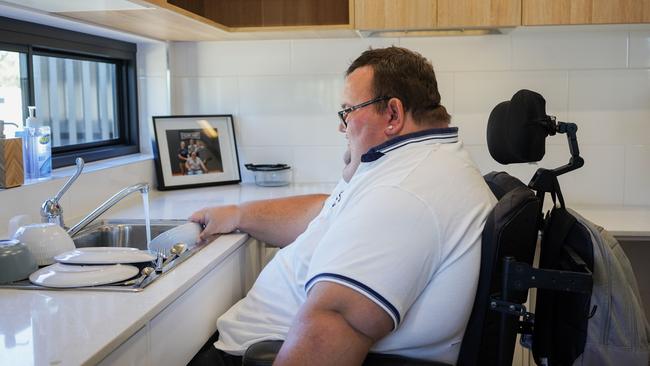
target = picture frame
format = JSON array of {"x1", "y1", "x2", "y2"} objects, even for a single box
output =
[{"x1": 152, "y1": 114, "x2": 241, "y2": 190}]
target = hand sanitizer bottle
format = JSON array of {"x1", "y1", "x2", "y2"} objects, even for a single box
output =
[
  {"x1": 27, "y1": 106, "x2": 51, "y2": 179},
  {"x1": 17, "y1": 108, "x2": 37, "y2": 180}
]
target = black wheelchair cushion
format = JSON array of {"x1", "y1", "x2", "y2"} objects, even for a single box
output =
[{"x1": 487, "y1": 89, "x2": 549, "y2": 164}]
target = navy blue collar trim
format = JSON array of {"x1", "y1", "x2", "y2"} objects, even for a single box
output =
[{"x1": 361, "y1": 127, "x2": 459, "y2": 163}]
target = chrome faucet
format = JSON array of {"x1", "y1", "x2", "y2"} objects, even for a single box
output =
[
  {"x1": 67, "y1": 182, "x2": 150, "y2": 237},
  {"x1": 41, "y1": 157, "x2": 85, "y2": 227}
]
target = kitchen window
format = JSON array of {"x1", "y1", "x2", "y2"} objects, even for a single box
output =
[
  {"x1": 0, "y1": 48, "x2": 29, "y2": 127},
  {"x1": 0, "y1": 16, "x2": 139, "y2": 168}
]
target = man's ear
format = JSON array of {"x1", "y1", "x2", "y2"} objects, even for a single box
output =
[{"x1": 385, "y1": 98, "x2": 405, "y2": 135}]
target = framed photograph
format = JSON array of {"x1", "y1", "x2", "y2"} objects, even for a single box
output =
[{"x1": 152, "y1": 115, "x2": 241, "y2": 190}]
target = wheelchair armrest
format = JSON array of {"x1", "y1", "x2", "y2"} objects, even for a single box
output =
[
  {"x1": 363, "y1": 353, "x2": 452, "y2": 366},
  {"x1": 243, "y1": 340, "x2": 283, "y2": 366},
  {"x1": 242, "y1": 340, "x2": 452, "y2": 366}
]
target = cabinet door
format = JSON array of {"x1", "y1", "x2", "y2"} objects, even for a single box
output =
[
  {"x1": 355, "y1": 0, "x2": 437, "y2": 30},
  {"x1": 437, "y1": 0, "x2": 521, "y2": 27},
  {"x1": 523, "y1": 0, "x2": 650, "y2": 25},
  {"x1": 97, "y1": 325, "x2": 149, "y2": 366}
]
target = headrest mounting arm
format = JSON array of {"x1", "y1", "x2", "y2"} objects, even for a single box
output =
[{"x1": 528, "y1": 115, "x2": 584, "y2": 202}]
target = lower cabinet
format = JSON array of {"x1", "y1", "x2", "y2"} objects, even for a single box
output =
[
  {"x1": 97, "y1": 326, "x2": 149, "y2": 366},
  {"x1": 98, "y1": 238, "x2": 263, "y2": 366}
]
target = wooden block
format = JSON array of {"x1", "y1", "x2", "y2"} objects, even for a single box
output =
[{"x1": 0, "y1": 137, "x2": 24, "y2": 188}]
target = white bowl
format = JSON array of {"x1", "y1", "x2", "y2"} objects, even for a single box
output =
[
  {"x1": 0, "y1": 239, "x2": 38, "y2": 284},
  {"x1": 148, "y1": 222, "x2": 201, "y2": 254},
  {"x1": 13, "y1": 223, "x2": 76, "y2": 266}
]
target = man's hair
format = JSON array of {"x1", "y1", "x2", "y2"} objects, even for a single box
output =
[{"x1": 346, "y1": 46, "x2": 451, "y2": 126}]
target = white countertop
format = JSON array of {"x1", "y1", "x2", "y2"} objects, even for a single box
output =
[
  {"x1": 0, "y1": 182, "x2": 648, "y2": 366},
  {"x1": 0, "y1": 233, "x2": 249, "y2": 366},
  {"x1": 571, "y1": 204, "x2": 650, "y2": 238}
]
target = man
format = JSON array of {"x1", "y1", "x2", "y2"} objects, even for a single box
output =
[
  {"x1": 186, "y1": 151, "x2": 208, "y2": 175},
  {"x1": 189, "y1": 46, "x2": 496, "y2": 365},
  {"x1": 177, "y1": 140, "x2": 189, "y2": 175}
]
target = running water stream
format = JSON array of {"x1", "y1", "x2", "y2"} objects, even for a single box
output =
[{"x1": 142, "y1": 190, "x2": 151, "y2": 246}]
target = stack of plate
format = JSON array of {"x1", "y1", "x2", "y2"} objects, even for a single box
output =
[{"x1": 29, "y1": 247, "x2": 156, "y2": 288}]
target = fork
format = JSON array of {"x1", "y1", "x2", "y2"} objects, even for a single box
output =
[{"x1": 154, "y1": 248, "x2": 166, "y2": 272}]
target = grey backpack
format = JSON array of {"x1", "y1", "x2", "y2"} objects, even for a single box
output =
[{"x1": 533, "y1": 206, "x2": 650, "y2": 366}]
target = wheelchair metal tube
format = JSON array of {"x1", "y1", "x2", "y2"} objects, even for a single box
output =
[{"x1": 498, "y1": 257, "x2": 518, "y2": 366}]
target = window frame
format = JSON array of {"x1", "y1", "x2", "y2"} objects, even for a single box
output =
[{"x1": 0, "y1": 15, "x2": 139, "y2": 168}]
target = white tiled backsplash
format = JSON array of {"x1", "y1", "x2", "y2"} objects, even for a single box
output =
[{"x1": 168, "y1": 25, "x2": 650, "y2": 206}]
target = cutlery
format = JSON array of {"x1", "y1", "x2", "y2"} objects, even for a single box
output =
[
  {"x1": 161, "y1": 243, "x2": 186, "y2": 270},
  {"x1": 120, "y1": 267, "x2": 154, "y2": 286},
  {"x1": 154, "y1": 249, "x2": 165, "y2": 273}
]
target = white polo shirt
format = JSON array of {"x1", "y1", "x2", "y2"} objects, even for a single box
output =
[{"x1": 214, "y1": 127, "x2": 496, "y2": 364}]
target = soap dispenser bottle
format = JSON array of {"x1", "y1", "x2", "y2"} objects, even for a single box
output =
[
  {"x1": 16, "y1": 110, "x2": 36, "y2": 180},
  {"x1": 25, "y1": 106, "x2": 51, "y2": 179}
]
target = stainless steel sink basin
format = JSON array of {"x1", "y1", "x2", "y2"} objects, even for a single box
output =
[{"x1": 72, "y1": 219, "x2": 188, "y2": 250}]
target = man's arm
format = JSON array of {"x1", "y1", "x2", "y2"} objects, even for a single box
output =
[
  {"x1": 273, "y1": 281, "x2": 393, "y2": 366},
  {"x1": 189, "y1": 194, "x2": 328, "y2": 248}
]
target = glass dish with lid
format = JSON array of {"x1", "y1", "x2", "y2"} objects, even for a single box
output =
[{"x1": 245, "y1": 164, "x2": 292, "y2": 187}]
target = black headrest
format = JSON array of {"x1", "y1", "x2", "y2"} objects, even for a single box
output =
[{"x1": 487, "y1": 89, "x2": 550, "y2": 164}]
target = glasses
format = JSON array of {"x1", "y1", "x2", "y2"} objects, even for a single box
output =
[{"x1": 337, "y1": 96, "x2": 390, "y2": 127}]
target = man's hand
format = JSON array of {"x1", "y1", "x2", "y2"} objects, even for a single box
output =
[
  {"x1": 189, "y1": 194, "x2": 328, "y2": 248},
  {"x1": 189, "y1": 205, "x2": 240, "y2": 242},
  {"x1": 274, "y1": 281, "x2": 393, "y2": 366}
]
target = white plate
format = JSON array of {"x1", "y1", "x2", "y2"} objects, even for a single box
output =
[
  {"x1": 29, "y1": 263, "x2": 139, "y2": 288},
  {"x1": 54, "y1": 247, "x2": 156, "y2": 265},
  {"x1": 148, "y1": 222, "x2": 201, "y2": 254}
]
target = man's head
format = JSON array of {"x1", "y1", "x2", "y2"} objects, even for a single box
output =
[
  {"x1": 345, "y1": 46, "x2": 450, "y2": 127},
  {"x1": 339, "y1": 46, "x2": 450, "y2": 181},
  {"x1": 180, "y1": 141, "x2": 186, "y2": 148}
]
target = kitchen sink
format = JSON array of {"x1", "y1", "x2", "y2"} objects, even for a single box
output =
[
  {"x1": 72, "y1": 219, "x2": 188, "y2": 250},
  {"x1": 0, "y1": 219, "x2": 209, "y2": 292}
]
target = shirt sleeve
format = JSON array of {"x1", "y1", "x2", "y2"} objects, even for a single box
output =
[{"x1": 305, "y1": 185, "x2": 441, "y2": 330}]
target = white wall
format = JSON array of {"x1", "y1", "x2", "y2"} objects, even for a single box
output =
[
  {"x1": 137, "y1": 42, "x2": 170, "y2": 155},
  {"x1": 169, "y1": 25, "x2": 650, "y2": 207}
]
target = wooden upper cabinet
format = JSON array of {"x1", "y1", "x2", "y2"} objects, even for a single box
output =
[
  {"x1": 354, "y1": 0, "x2": 437, "y2": 30},
  {"x1": 169, "y1": 0, "x2": 351, "y2": 28},
  {"x1": 437, "y1": 0, "x2": 521, "y2": 27},
  {"x1": 58, "y1": 0, "x2": 230, "y2": 41},
  {"x1": 523, "y1": 0, "x2": 650, "y2": 25}
]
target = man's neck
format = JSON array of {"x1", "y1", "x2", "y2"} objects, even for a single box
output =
[{"x1": 400, "y1": 120, "x2": 449, "y2": 136}]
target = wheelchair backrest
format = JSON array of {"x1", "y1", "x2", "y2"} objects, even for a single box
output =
[{"x1": 457, "y1": 172, "x2": 541, "y2": 366}]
